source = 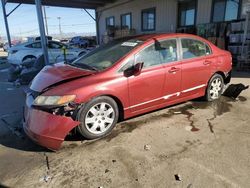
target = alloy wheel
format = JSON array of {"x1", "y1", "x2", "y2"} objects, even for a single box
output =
[{"x1": 209, "y1": 78, "x2": 222, "y2": 100}]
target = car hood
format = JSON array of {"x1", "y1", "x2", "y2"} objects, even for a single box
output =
[{"x1": 30, "y1": 63, "x2": 94, "y2": 92}]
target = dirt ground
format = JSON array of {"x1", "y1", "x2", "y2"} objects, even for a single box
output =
[{"x1": 0, "y1": 59, "x2": 250, "y2": 187}]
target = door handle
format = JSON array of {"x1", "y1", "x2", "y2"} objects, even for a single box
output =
[
  {"x1": 203, "y1": 60, "x2": 212, "y2": 65},
  {"x1": 168, "y1": 67, "x2": 180, "y2": 74}
]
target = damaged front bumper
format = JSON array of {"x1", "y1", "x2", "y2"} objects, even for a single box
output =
[{"x1": 23, "y1": 93, "x2": 80, "y2": 150}]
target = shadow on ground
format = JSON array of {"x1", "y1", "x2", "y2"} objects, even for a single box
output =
[{"x1": 232, "y1": 70, "x2": 250, "y2": 78}]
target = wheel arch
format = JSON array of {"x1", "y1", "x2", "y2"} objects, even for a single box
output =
[
  {"x1": 213, "y1": 71, "x2": 231, "y2": 84},
  {"x1": 75, "y1": 93, "x2": 125, "y2": 122},
  {"x1": 22, "y1": 54, "x2": 37, "y2": 62},
  {"x1": 98, "y1": 94, "x2": 124, "y2": 122}
]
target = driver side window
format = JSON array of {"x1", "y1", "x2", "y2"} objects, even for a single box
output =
[{"x1": 135, "y1": 44, "x2": 161, "y2": 69}]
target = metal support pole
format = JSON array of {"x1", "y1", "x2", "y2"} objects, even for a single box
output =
[
  {"x1": 6, "y1": 3, "x2": 22, "y2": 17},
  {"x1": 43, "y1": 6, "x2": 49, "y2": 36},
  {"x1": 84, "y1": 9, "x2": 96, "y2": 21},
  {"x1": 35, "y1": 0, "x2": 49, "y2": 65},
  {"x1": 95, "y1": 10, "x2": 99, "y2": 45},
  {"x1": 1, "y1": 0, "x2": 12, "y2": 48}
]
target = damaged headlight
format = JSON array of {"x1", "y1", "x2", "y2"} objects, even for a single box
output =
[{"x1": 33, "y1": 95, "x2": 76, "y2": 106}]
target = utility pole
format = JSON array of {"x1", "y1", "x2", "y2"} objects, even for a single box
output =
[
  {"x1": 57, "y1": 17, "x2": 62, "y2": 39},
  {"x1": 43, "y1": 6, "x2": 49, "y2": 36},
  {"x1": 35, "y1": 0, "x2": 49, "y2": 65},
  {"x1": 1, "y1": 0, "x2": 11, "y2": 48}
]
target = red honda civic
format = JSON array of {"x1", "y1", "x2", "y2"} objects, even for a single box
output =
[{"x1": 23, "y1": 33, "x2": 232, "y2": 150}]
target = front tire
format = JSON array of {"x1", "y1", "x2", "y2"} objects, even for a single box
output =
[
  {"x1": 77, "y1": 96, "x2": 119, "y2": 139},
  {"x1": 205, "y1": 74, "x2": 224, "y2": 101}
]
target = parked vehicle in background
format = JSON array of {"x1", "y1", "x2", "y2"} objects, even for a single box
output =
[
  {"x1": 60, "y1": 39, "x2": 70, "y2": 44},
  {"x1": 35, "y1": 36, "x2": 53, "y2": 41},
  {"x1": 3, "y1": 43, "x2": 10, "y2": 52},
  {"x1": 23, "y1": 33, "x2": 232, "y2": 150},
  {"x1": 8, "y1": 40, "x2": 88, "y2": 66},
  {"x1": 3, "y1": 40, "x2": 23, "y2": 52},
  {"x1": 69, "y1": 36, "x2": 96, "y2": 48},
  {"x1": 8, "y1": 55, "x2": 46, "y2": 85}
]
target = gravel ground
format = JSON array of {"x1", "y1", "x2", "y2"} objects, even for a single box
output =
[{"x1": 0, "y1": 61, "x2": 250, "y2": 188}]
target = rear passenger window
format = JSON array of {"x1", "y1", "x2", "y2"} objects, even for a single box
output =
[
  {"x1": 181, "y1": 39, "x2": 206, "y2": 59},
  {"x1": 158, "y1": 39, "x2": 177, "y2": 63},
  {"x1": 135, "y1": 44, "x2": 161, "y2": 69}
]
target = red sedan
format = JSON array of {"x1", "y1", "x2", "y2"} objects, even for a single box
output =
[{"x1": 23, "y1": 33, "x2": 232, "y2": 150}]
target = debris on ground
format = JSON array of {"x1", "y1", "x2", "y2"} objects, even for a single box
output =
[
  {"x1": 185, "y1": 125, "x2": 200, "y2": 132},
  {"x1": 185, "y1": 126, "x2": 192, "y2": 131},
  {"x1": 40, "y1": 175, "x2": 52, "y2": 183},
  {"x1": 105, "y1": 169, "x2": 109, "y2": 173},
  {"x1": 174, "y1": 174, "x2": 182, "y2": 181},
  {"x1": 44, "y1": 153, "x2": 50, "y2": 171},
  {"x1": 40, "y1": 153, "x2": 52, "y2": 183},
  {"x1": 112, "y1": 159, "x2": 116, "y2": 163},
  {"x1": 173, "y1": 111, "x2": 182, "y2": 114},
  {"x1": 223, "y1": 84, "x2": 249, "y2": 99},
  {"x1": 144, "y1": 144, "x2": 151, "y2": 151}
]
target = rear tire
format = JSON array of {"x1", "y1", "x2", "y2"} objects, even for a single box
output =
[
  {"x1": 77, "y1": 96, "x2": 119, "y2": 139},
  {"x1": 205, "y1": 73, "x2": 224, "y2": 101}
]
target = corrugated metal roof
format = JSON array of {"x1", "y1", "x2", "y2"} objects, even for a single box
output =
[{"x1": 7, "y1": 0, "x2": 115, "y2": 9}]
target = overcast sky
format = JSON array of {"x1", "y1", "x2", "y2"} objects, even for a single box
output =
[{"x1": 0, "y1": 3, "x2": 96, "y2": 39}]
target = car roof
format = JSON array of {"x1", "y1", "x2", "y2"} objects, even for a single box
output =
[{"x1": 128, "y1": 33, "x2": 205, "y2": 42}]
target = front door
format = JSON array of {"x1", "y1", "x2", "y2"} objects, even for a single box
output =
[{"x1": 127, "y1": 42, "x2": 166, "y2": 112}]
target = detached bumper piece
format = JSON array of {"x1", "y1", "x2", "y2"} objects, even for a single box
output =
[{"x1": 23, "y1": 94, "x2": 80, "y2": 150}]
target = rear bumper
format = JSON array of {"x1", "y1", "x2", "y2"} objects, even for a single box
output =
[{"x1": 23, "y1": 94, "x2": 80, "y2": 150}]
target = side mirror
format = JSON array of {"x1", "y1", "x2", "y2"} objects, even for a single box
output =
[
  {"x1": 124, "y1": 62, "x2": 144, "y2": 77},
  {"x1": 134, "y1": 62, "x2": 144, "y2": 76}
]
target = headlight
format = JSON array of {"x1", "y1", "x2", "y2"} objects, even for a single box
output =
[{"x1": 33, "y1": 95, "x2": 76, "y2": 106}]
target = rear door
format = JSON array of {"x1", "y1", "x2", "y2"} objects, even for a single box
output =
[
  {"x1": 158, "y1": 38, "x2": 182, "y2": 101},
  {"x1": 180, "y1": 38, "x2": 212, "y2": 97}
]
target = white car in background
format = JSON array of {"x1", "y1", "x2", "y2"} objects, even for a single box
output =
[{"x1": 8, "y1": 40, "x2": 88, "y2": 65}]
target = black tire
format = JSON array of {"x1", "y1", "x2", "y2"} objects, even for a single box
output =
[
  {"x1": 76, "y1": 96, "x2": 119, "y2": 139},
  {"x1": 205, "y1": 73, "x2": 224, "y2": 101}
]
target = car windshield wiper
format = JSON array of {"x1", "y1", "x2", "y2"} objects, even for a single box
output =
[{"x1": 70, "y1": 62, "x2": 99, "y2": 72}]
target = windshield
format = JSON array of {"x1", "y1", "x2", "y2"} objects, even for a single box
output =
[{"x1": 71, "y1": 38, "x2": 144, "y2": 71}]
